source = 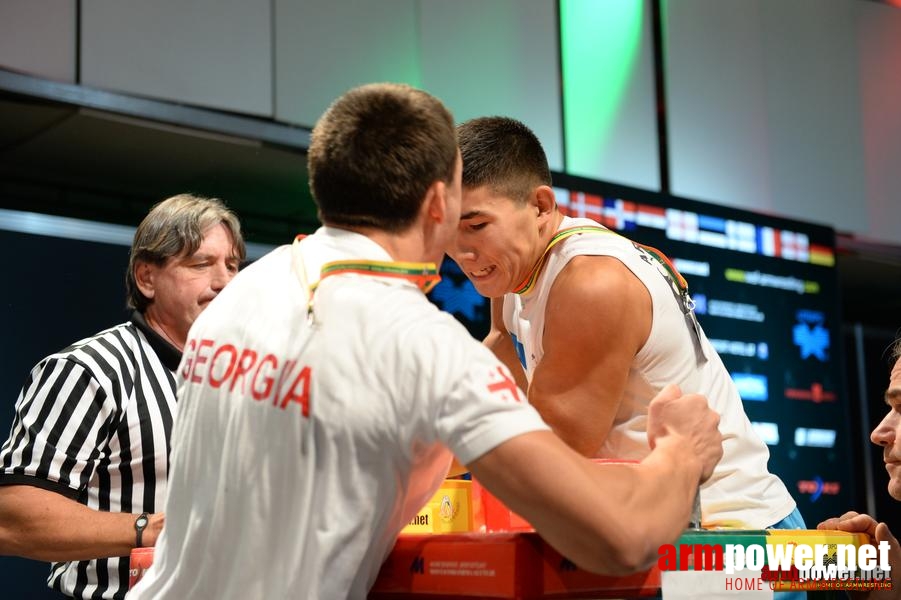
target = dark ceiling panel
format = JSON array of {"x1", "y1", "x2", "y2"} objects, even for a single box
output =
[{"x1": 0, "y1": 68, "x2": 318, "y2": 245}]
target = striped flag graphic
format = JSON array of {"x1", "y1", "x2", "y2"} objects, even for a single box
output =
[
  {"x1": 567, "y1": 191, "x2": 604, "y2": 220},
  {"x1": 757, "y1": 227, "x2": 780, "y2": 257},
  {"x1": 781, "y1": 231, "x2": 809, "y2": 262},
  {"x1": 636, "y1": 204, "x2": 667, "y2": 229},
  {"x1": 809, "y1": 243, "x2": 835, "y2": 267},
  {"x1": 666, "y1": 209, "x2": 699, "y2": 243},
  {"x1": 726, "y1": 220, "x2": 757, "y2": 253},
  {"x1": 602, "y1": 198, "x2": 637, "y2": 231},
  {"x1": 697, "y1": 214, "x2": 727, "y2": 249}
]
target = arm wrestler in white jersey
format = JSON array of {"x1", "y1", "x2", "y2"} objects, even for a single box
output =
[{"x1": 450, "y1": 116, "x2": 799, "y2": 532}]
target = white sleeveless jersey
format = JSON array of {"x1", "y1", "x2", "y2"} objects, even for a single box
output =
[
  {"x1": 131, "y1": 227, "x2": 549, "y2": 599},
  {"x1": 504, "y1": 216, "x2": 796, "y2": 528}
]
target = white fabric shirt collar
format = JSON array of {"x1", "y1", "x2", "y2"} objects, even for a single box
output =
[{"x1": 310, "y1": 225, "x2": 395, "y2": 262}]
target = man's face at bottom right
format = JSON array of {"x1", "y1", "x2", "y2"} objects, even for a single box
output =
[{"x1": 872, "y1": 355, "x2": 901, "y2": 500}]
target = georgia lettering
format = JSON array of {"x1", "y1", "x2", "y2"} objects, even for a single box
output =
[{"x1": 181, "y1": 338, "x2": 311, "y2": 417}]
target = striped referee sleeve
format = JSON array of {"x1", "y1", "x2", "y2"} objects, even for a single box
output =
[{"x1": 0, "y1": 354, "x2": 118, "y2": 497}]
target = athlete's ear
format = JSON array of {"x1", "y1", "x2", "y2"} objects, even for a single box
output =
[
  {"x1": 534, "y1": 185, "x2": 556, "y2": 224},
  {"x1": 423, "y1": 179, "x2": 448, "y2": 224}
]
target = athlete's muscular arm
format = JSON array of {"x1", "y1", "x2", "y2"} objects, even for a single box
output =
[
  {"x1": 0, "y1": 485, "x2": 164, "y2": 561},
  {"x1": 468, "y1": 384, "x2": 722, "y2": 575},
  {"x1": 528, "y1": 255, "x2": 651, "y2": 457},
  {"x1": 483, "y1": 297, "x2": 528, "y2": 392}
]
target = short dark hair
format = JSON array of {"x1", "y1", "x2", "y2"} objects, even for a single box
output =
[
  {"x1": 126, "y1": 194, "x2": 245, "y2": 311},
  {"x1": 457, "y1": 116, "x2": 552, "y2": 203},
  {"x1": 308, "y1": 83, "x2": 457, "y2": 233}
]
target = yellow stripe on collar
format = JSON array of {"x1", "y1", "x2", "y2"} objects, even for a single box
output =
[
  {"x1": 512, "y1": 225, "x2": 688, "y2": 295},
  {"x1": 513, "y1": 226, "x2": 610, "y2": 295},
  {"x1": 320, "y1": 259, "x2": 441, "y2": 293}
]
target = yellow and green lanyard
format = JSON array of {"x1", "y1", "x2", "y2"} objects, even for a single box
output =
[
  {"x1": 318, "y1": 260, "x2": 440, "y2": 293},
  {"x1": 513, "y1": 225, "x2": 707, "y2": 365},
  {"x1": 292, "y1": 234, "x2": 441, "y2": 318}
]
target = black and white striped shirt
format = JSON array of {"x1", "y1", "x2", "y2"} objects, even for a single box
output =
[{"x1": 0, "y1": 311, "x2": 179, "y2": 599}]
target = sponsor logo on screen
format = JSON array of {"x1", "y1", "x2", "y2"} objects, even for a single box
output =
[
  {"x1": 428, "y1": 260, "x2": 487, "y2": 323},
  {"x1": 710, "y1": 338, "x2": 769, "y2": 360},
  {"x1": 724, "y1": 268, "x2": 820, "y2": 295},
  {"x1": 797, "y1": 476, "x2": 841, "y2": 502},
  {"x1": 785, "y1": 383, "x2": 836, "y2": 404},
  {"x1": 673, "y1": 258, "x2": 710, "y2": 278},
  {"x1": 793, "y1": 309, "x2": 830, "y2": 361},
  {"x1": 732, "y1": 373, "x2": 769, "y2": 401},
  {"x1": 794, "y1": 428, "x2": 837, "y2": 448},
  {"x1": 751, "y1": 421, "x2": 779, "y2": 445},
  {"x1": 692, "y1": 294, "x2": 765, "y2": 323}
]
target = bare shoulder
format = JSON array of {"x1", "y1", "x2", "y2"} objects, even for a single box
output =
[
  {"x1": 543, "y1": 255, "x2": 651, "y2": 355},
  {"x1": 548, "y1": 255, "x2": 649, "y2": 316}
]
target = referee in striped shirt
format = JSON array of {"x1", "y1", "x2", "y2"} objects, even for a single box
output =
[{"x1": 0, "y1": 194, "x2": 246, "y2": 599}]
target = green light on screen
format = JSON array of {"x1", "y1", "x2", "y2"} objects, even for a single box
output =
[{"x1": 560, "y1": 0, "x2": 644, "y2": 175}]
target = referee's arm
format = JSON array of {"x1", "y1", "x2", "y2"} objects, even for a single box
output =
[
  {"x1": 0, "y1": 356, "x2": 164, "y2": 560},
  {"x1": 0, "y1": 485, "x2": 164, "y2": 561}
]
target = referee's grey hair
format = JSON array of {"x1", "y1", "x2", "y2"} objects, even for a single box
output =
[
  {"x1": 892, "y1": 336, "x2": 901, "y2": 363},
  {"x1": 126, "y1": 194, "x2": 246, "y2": 312}
]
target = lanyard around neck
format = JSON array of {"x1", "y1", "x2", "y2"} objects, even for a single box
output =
[
  {"x1": 292, "y1": 234, "x2": 441, "y2": 317},
  {"x1": 512, "y1": 225, "x2": 688, "y2": 296},
  {"x1": 318, "y1": 260, "x2": 441, "y2": 293}
]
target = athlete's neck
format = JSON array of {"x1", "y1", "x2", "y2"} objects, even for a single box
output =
[
  {"x1": 542, "y1": 211, "x2": 566, "y2": 245},
  {"x1": 331, "y1": 223, "x2": 442, "y2": 266}
]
